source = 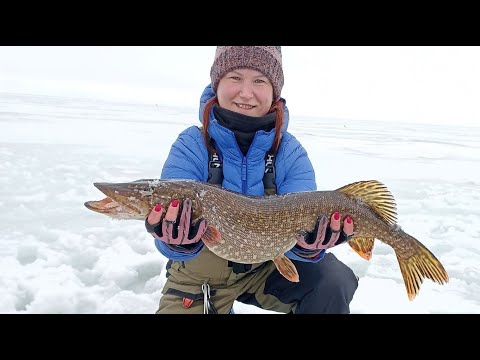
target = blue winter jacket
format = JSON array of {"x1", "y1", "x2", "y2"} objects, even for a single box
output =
[{"x1": 155, "y1": 84, "x2": 326, "y2": 263}]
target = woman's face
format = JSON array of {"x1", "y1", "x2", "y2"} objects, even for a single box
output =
[{"x1": 217, "y1": 68, "x2": 274, "y2": 117}]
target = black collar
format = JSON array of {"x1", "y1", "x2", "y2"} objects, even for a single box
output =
[{"x1": 213, "y1": 106, "x2": 276, "y2": 156}]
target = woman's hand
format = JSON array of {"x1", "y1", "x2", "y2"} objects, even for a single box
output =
[
  {"x1": 296, "y1": 212, "x2": 354, "y2": 250},
  {"x1": 145, "y1": 198, "x2": 207, "y2": 245}
]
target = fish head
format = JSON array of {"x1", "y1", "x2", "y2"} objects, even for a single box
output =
[
  {"x1": 84, "y1": 179, "x2": 201, "y2": 221},
  {"x1": 84, "y1": 180, "x2": 156, "y2": 220}
]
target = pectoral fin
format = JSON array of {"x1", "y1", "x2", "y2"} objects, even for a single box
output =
[
  {"x1": 201, "y1": 225, "x2": 222, "y2": 247},
  {"x1": 273, "y1": 255, "x2": 299, "y2": 282},
  {"x1": 348, "y1": 237, "x2": 375, "y2": 260}
]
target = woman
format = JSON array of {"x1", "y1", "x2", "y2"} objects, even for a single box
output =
[{"x1": 145, "y1": 46, "x2": 358, "y2": 314}]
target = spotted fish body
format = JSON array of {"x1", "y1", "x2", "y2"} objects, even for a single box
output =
[{"x1": 85, "y1": 179, "x2": 449, "y2": 300}]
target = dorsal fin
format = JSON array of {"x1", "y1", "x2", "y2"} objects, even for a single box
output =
[{"x1": 336, "y1": 180, "x2": 397, "y2": 226}]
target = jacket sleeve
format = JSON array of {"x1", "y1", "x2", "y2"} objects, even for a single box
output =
[
  {"x1": 276, "y1": 135, "x2": 317, "y2": 194},
  {"x1": 161, "y1": 126, "x2": 209, "y2": 181},
  {"x1": 285, "y1": 248, "x2": 326, "y2": 263},
  {"x1": 276, "y1": 134, "x2": 324, "y2": 263},
  {"x1": 154, "y1": 239, "x2": 204, "y2": 261},
  {"x1": 154, "y1": 126, "x2": 209, "y2": 261}
]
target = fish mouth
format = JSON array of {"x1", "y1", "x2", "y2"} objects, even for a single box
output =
[{"x1": 84, "y1": 197, "x2": 132, "y2": 217}]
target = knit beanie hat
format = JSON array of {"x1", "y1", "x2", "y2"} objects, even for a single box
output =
[{"x1": 210, "y1": 46, "x2": 284, "y2": 101}]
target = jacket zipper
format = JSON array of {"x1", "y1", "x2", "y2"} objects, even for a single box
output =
[
  {"x1": 241, "y1": 133, "x2": 260, "y2": 194},
  {"x1": 241, "y1": 157, "x2": 247, "y2": 193}
]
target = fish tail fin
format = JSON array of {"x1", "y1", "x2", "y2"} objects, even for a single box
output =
[
  {"x1": 348, "y1": 237, "x2": 375, "y2": 260},
  {"x1": 396, "y1": 234, "x2": 449, "y2": 301},
  {"x1": 336, "y1": 180, "x2": 449, "y2": 299},
  {"x1": 273, "y1": 255, "x2": 299, "y2": 282}
]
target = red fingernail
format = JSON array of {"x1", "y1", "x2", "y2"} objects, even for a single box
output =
[
  {"x1": 171, "y1": 199, "x2": 179, "y2": 208},
  {"x1": 154, "y1": 203, "x2": 162, "y2": 212},
  {"x1": 346, "y1": 216, "x2": 352, "y2": 224},
  {"x1": 333, "y1": 212, "x2": 340, "y2": 220}
]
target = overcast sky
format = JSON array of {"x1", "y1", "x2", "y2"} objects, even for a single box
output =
[{"x1": 1, "y1": 46, "x2": 479, "y2": 127}]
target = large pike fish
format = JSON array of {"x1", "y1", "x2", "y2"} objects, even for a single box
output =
[{"x1": 85, "y1": 179, "x2": 449, "y2": 300}]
